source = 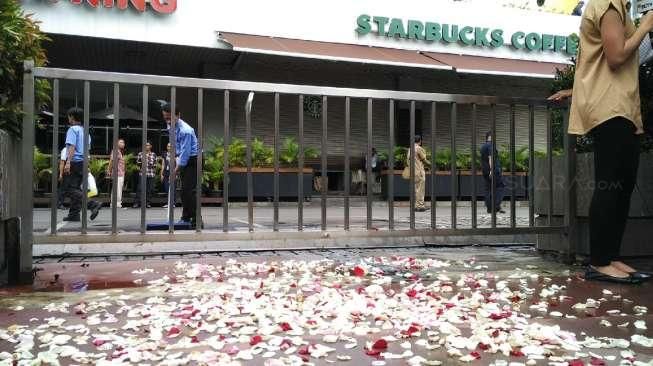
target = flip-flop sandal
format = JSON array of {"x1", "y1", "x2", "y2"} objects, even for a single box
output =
[{"x1": 585, "y1": 267, "x2": 641, "y2": 284}]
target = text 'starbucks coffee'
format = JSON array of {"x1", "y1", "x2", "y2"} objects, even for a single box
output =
[{"x1": 356, "y1": 14, "x2": 579, "y2": 56}]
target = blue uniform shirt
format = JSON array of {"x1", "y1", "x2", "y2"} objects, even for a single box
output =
[
  {"x1": 174, "y1": 119, "x2": 198, "y2": 167},
  {"x1": 65, "y1": 125, "x2": 90, "y2": 162}
]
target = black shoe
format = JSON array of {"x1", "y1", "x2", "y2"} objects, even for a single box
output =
[
  {"x1": 90, "y1": 202, "x2": 101, "y2": 221},
  {"x1": 629, "y1": 271, "x2": 652, "y2": 281},
  {"x1": 146, "y1": 204, "x2": 152, "y2": 209},
  {"x1": 585, "y1": 266, "x2": 642, "y2": 284},
  {"x1": 415, "y1": 207, "x2": 429, "y2": 212},
  {"x1": 133, "y1": 204, "x2": 141, "y2": 208},
  {"x1": 63, "y1": 215, "x2": 80, "y2": 222}
]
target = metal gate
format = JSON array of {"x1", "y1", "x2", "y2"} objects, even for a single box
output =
[{"x1": 20, "y1": 61, "x2": 577, "y2": 257}]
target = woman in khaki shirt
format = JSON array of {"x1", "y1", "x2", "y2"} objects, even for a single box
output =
[{"x1": 550, "y1": 0, "x2": 653, "y2": 284}]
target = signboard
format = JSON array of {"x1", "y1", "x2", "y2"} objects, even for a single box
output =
[
  {"x1": 356, "y1": 14, "x2": 578, "y2": 55},
  {"x1": 67, "y1": 0, "x2": 176, "y2": 14}
]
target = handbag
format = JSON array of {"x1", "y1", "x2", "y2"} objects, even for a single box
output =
[{"x1": 401, "y1": 166, "x2": 411, "y2": 180}]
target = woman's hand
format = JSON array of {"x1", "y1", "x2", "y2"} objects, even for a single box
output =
[
  {"x1": 547, "y1": 89, "x2": 572, "y2": 102},
  {"x1": 641, "y1": 12, "x2": 653, "y2": 33}
]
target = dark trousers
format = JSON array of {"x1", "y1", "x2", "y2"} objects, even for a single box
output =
[
  {"x1": 62, "y1": 161, "x2": 83, "y2": 217},
  {"x1": 483, "y1": 172, "x2": 505, "y2": 212},
  {"x1": 589, "y1": 117, "x2": 639, "y2": 267},
  {"x1": 136, "y1": 176, "x2": 155, "y2": 205},
  {"x1": 56, "y1": 185, "x2": 65, "y2": 207},
  {"x1": 181, "y1": 156, "x2": 198, "y2": 222}
]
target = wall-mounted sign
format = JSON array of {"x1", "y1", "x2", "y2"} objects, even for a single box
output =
[
  {"x1": 67, "y1": 0, "x2": 176, "y2": 14},
  {"x1": 356, "y1": 14, "x2": 578, "y2": 56},
  {"x1": 303, "y1": 96, "x2": 322, "y2": 119}
]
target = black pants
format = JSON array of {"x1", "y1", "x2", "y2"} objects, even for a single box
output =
[
  {"x1": 483, "y1": 172, "x2": 505, "y2": 212},
  {"x1": 589, "y1": 117, "x2": 639, "y2": 267},
  {"x1": 62, "y1": 161, "x2": 83, "y2": 217},
  {"x1": 136, "y1": 176, "x2": 155, "y2": 205},
  {"x1": 181, "y1": 156, "x2": 198, "y2": 222}
]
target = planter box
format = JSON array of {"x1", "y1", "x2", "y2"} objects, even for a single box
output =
[
  {"x1": 380, "y1": 170, "x2": 453, "y2": 200},
  {"x1": 227, "y1": 167, "x2": 314, "y2": 200},
  {"x1": 458, "y1": 171, "x2": 528, "y2": 200},
  {"x1": 534, "y1": 153, "x2": 653, "y2": 217}
]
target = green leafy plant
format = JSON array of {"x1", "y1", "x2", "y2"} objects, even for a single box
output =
[
  {"x1": 32, "y1": 147, "x2": 51, "y2": 190},
  {"x1": 252, "y1": 137, "x2": 273, "y2": 167},
  {"x1": 228, "y1": 138, "x2": 246, "y2": 167},
  {"x1": 1, "y1": 1, "x2": 50, "y2": 137},
  {"x1": 279, "y1": 137, "x2": 318, "y2": 165},
  {"x1": 89, "y1": 157, "x2": 109, "y2": 180},
  {"x1": 435, "y1": 148, "x2": 452, "y2": 171}
]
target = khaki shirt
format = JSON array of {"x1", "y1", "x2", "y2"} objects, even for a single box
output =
[
  {"x1": 569, "y1": 0, "x2": 643, "y2": 135},
  {"x1": 407, "y1": 144, "x2": 428, "y2": 179}
]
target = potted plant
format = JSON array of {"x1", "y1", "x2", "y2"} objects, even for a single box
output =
[
  {"x1": 226, "y1": 137, "x2": 317, "y2": 200},
  {"x1": 32, "y1": 147, "x2": 52, "y2": 196}
]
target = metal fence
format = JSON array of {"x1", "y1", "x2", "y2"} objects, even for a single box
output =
[{"x1": 22, "y1": 61, "x2": 577, "y2": 251}]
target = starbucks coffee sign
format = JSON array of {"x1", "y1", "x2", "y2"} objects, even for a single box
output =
[{"x1": 356, "y1": 14, "x2": 578, "y2": 56}]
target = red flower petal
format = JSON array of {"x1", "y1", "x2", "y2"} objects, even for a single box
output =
[
  {"x1": 250, "y1": 335, "x2": 263, "y2": 346},
  {"x1": 568, "y1": 360, "x2": 585, "y2": 366},
  {"x1": 190, "y1": 336, "x2": 199, "y2": 343},
  {"x1": 279, "y1": 322, "x2": 293, "y2": 332},
  {"x1": 352, "y1": 266, "x2": 365, "y2": 277},
  {"x1": 477, "y1": 343, "x2": 490, "y2": 351},
  {"x1": 166, "y1": 326, "x2": 181, "y2": 337},
  {"x1": 372, "y1": 339, "x2": 388, "y2": 350},
  {"x1": 92, "y1": 339, "x2": 105, "y2": 347},
  {"x1": 298, "y1": 345, "x2": 310, "y2": 355},
  {"x1": 365, "y1": 348, "x2": 382, "y2": 356},
  {"x1": 406, "y1": 289, "x2": 418, "y2": 298},
  {"x1": 510, "y1": 349, "x2": 525, "y2": 357},
  {"x1": 470, "y1": 351, "x2": 481, "y2": 359},
  {"x1": 590, "y1": 358, "x2": 605, "y2": 366}
]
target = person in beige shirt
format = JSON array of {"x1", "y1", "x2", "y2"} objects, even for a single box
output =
[
  {"x1": 549, "y1": 0, "x2": 653, "y2": 284},
  {"x1": 407, "y1": 135, "x2": 430, "y2": 212}
]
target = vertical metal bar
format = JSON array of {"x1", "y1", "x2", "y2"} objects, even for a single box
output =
[
  {"x1": 366, "y1": 98, "x2": 373, "y2": 230},
  {"x1": 81, "y1": 81, "x2": 90, "y2": 234},
  {"x1": 111, "y1": 87, "x2": 119, "y2": 235},
  {"x1": 298, "y1": 95, "x2": 304, "y2": 231},
  {"x1": 491, "y1": 104, "x2": 497, "y2": 228},
  {"x1": 430, "y1": 102, "x2": 437, "y2": 229},
  {"x1": 450, "y1": 103, "x2": 457, "y2": 230},
  {"x1": 528, "y1": 105, "x2": 535, "y2": 227},
  {"x1": 21, "y1": 61, "x2": 35, "y2": 278},
  {"x1": 510, "y1": 104, "x2": 516, "y2": 228},
  {"x1": 471, "y1": 103, "x2": 478, "y2": 229},
  {"x1": 169, "y1": 87, "x2": 177, "y2": 234},
  {"x1": 195, "y1": 88, "x2": 203, "y2": 232},
  {"x1": 344, "y1": 97, "x2": 351, "y2": 231},
  {"x1": 547, "y1": 107, "x2": 554, "y2": 226},
  {"x1": 321, "y1": 96, "x2": 328, "y2": 231},
  {"x1": 388, "y1": 100, "x2": 395, "y2": 231},
  {"x1": 245, "y1": 92, "x2": 254, "y2": 232},
  {"x1": 563, "y1": 106, "x2": 577, "y2": 258},
  {"x1": 140, "y1": 85, "x2": 148, "y2": 234},
  {"x1": 409, "y1": 101, "x2": 416, "y2": 230},
  {"x1": 50, "y1": 79, "x2": 59, "y2": 235},
  {"x1": 273, "y1": 93, "x2": 280, "y2": 232},
  {"x1": 223, "y1": 90, "x2": 230, "y2": 232}
]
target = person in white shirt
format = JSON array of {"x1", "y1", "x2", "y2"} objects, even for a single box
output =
[{"x1": 58, "y1": 147, "x2": 102, "y2": 221}]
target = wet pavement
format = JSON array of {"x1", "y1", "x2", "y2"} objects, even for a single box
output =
[{"x1": 1, "y1": 247, "x2": 652, "y2": 365}]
